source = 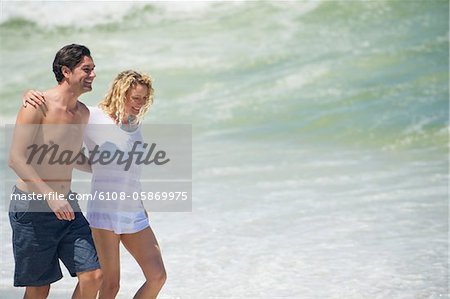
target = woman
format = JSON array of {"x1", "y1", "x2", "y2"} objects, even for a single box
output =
[{"x1": 24, "y1": 70, "x2": 166, "y2": 299}]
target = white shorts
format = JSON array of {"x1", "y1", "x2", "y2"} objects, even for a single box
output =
[{"x1": 86, "y1": 210, "x2": 149, "y2": 234}]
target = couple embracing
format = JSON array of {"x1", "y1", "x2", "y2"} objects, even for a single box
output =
[{"x1": 9, "y1": 44, "x2": 166, "y2": 299}]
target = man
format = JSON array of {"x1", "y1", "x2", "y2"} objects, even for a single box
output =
[{"x1": 8, "y1": 44, "x2": 102, "y2": 299}]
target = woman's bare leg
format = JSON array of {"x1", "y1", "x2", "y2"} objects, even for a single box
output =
[
  {"x1": 72, "y1": 269, "x2": 102, "y2": 299},
  {"x1": 121, "y1": 227, "x2": 166, "y2": 299},
  {"x1": 92, "y1": 228, "x2": 121, "y2": 299}
]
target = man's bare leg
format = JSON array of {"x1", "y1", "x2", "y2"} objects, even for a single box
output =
[{"x1": 24, "y1": 285, "x2": 50, "y2": 299}]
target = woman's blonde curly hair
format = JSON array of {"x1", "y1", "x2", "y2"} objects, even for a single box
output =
[{"x1": 99, "y1": 70, "x2": 154, "y2": 124}]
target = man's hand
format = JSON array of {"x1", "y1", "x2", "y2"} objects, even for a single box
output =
[
  {"x1": 46, "y1": 194, "x2": 75, "y2": 221},
  {"x1": 23, "y1": 90, "x2": 45, "y2": 108}
]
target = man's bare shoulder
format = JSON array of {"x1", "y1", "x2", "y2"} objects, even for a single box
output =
[
  {"x1": 15, "y1": 101, "x2": 45, "y2": 125},
  {"x1": 77, "y1": 101, "x2": 90, "y2": 123},
  {"x1": 77, "y1": 101, "x2": 89, "y2": 112}
]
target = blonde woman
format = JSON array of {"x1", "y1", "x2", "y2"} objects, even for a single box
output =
[{"x1": 24, "y1": 70, "x2": 166, "y2": 299}]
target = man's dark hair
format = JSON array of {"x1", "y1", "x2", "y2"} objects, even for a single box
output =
[{"x1": 52, "y1": 44, "x2": 91, "y2": 83}]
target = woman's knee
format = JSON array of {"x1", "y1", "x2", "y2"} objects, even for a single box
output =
[
  {"x1": 102, "y1": 278, "x2": 120, "y2": 295},
  {"x1": 149, "y1": 266, "x2": 167, "y2": 287},
  {"x1": 79, "y1": 268, "x2": 103, "y2": 289}
]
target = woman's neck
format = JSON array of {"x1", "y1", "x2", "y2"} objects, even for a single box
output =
[{"x1": 118, "y1": 114, "x2": 138, "y2": 131}]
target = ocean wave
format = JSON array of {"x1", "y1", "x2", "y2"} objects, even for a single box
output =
[
  {"x1": 0, "y1": 1, "x2": 322, "y2": 29},
  {"x1": 1, "y1": 1, "x2": 144, "y2": 28}
]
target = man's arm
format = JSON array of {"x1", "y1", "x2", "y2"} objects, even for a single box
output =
[
  {"x1": 74, "y1": 150, "x2": 92, "y2": 173},
  {"x1": 75, "y1": 102, "x2": 92, "y2": 173},
  {"x1": 8, "y1": 104, "x2": 75, "y2": 221},
  {"x1": 9, "y1": 105, "x2": 52, "y2": 193}
]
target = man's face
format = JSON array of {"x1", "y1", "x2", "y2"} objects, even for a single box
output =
[{"x1": 68, "y1": 55, "x2": 96, "y2": 94}]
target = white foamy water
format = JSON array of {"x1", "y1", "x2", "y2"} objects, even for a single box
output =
[
  {"x1": 0, "y1": 1, "x2": 142, "y2": 27},
  {"x1": 1, "y1": 144, "x2": 447, "y2": 298}
]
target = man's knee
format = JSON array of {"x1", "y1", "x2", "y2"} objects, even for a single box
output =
[{"x1": 24, "y1": 285, "x2": 50, "y2": 299}]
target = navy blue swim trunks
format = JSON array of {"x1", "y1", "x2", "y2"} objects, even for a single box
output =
[{"x1": 8, "y1": 186, "x2": 100, "y2": 287}]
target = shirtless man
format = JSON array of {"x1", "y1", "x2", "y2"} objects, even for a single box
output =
[{"x1": 8, "y1": 44, "x2": 102, "y2": 299}]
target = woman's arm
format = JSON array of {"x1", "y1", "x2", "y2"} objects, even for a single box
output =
[{"x1": 22, "y1": 90, "x2": 46, "y2": 108}]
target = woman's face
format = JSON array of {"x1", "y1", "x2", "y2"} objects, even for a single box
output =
[{"x1": 124, "y1": 83, "x2": 149, "y2": 117}]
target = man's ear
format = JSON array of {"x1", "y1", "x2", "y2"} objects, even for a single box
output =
[{"x1": 61, "y1": 66, "x2": 71, "y2": 79}]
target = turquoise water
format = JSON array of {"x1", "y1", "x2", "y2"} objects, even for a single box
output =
[{"x1": 0, "y1": 1, "x2": 448, "y2": 298}]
